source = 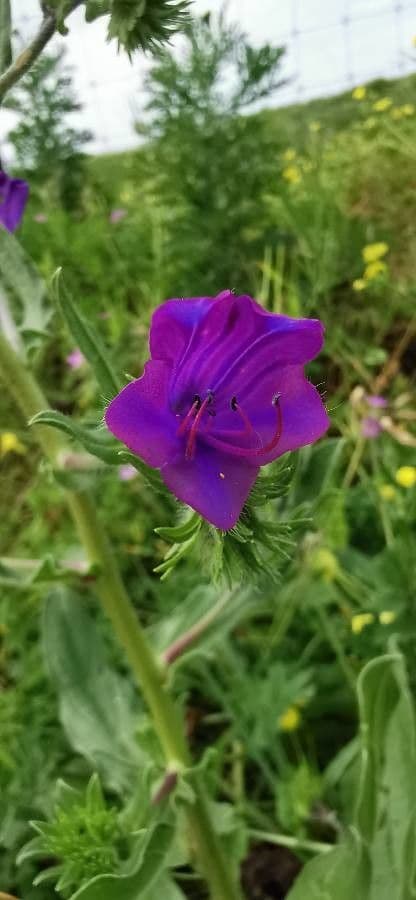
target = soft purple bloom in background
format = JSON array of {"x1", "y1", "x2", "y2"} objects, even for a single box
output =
[
  {"x1": 106, "y1": 291, "x2": 329, "y2": 529},
  {"x1": 361, "y1": 416, "x2": 383, "y2": 439},
  {"x1": 66, "y1": 348, "x2": 85, "y2": 370},
  {"x1": 119, "y1": 463, "x2": 138, "y2": 481},
  {"x1": 0, "y1": 169, "x2": 29, "y2": 232},
  {"x1": 109, "y1": 208, "x2": 127, "y2": 224},
  {"x1": 34, "y1": 212, "x2": 48, "y2": 224},
  {"x1": 366, "y1": 394, "x2": 388, "y2": 408}
]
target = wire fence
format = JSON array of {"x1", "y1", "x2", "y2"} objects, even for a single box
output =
[{"x1": 2, "y1": 0, "x2": 416, "y2": 156}]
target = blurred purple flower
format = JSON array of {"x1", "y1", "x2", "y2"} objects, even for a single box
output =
[
  {"x1": 367, "y1": 394, "x2": 388, "y2": 408},
  {"x1": 66, "y1": 348, "x2": 85, "y2": 370},
  {"x1": 105, "y1": 292, "x2": 329, "y2": 529},
  {"x1": 0, "y1": 169, "x2": 29, "y2": 232},
  {"x1": 33, "y1": 212, "x2": 47, "y2": 223},
  {"x1": 361, "y1": 416, "x2": 383, "y2": 439},
  {"x1": 119, "y1": 463, "x2": 138, "y2": 481},
  {"x1": 109, "y1": 208, "x2": 127, "y2": 224}
]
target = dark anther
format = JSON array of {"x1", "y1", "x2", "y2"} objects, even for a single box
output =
[
  {"x1": 193, "y1": 394, "x2": 202, "y2": 410},
  {"x1": 230, "y1": 396, "x2": 238, "y2": 410},
  {"x1": 272, "y1": 393, "x2": 281, "y2": 406}
]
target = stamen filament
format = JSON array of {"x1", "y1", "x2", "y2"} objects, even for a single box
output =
[
  {"x1": 185, "y1": 394, "x2": 213, "y2": 460},
  {"x1": 177, "y1": 398, "x2": 200, "y2": 436},
  {"x1": 206, "y1": 395, "x2": 283, "y2": 458}
]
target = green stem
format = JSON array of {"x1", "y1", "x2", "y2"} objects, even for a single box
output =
[
  {"x1": 315, "y1": 600, "x2": 356, "y2": 695},
  {"x1": 0, "y1": 329, "x2": 241, "y2": 900},
  {"x1": 249, "y1": 829, "x2": 332, "y2": 856},
  {"x1": 0, "y1": 0, "x2": 12, "y2": 77},
  {"x1": 0, "y1": 2, "x2": 82, "y2": 102}
]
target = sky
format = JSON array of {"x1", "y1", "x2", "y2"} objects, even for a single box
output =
[{"x1": 1, "y1": 0, "x2": 416, "y2": 158}]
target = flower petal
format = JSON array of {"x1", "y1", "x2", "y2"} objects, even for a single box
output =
[
  {"x1": 169, "y1": 292, "x2": 324, "y2": 406},
  {"x1": 204, "y1": 367, "x2": 329, "y2": 466},
  {"x1": 246, "y1": 368, "x2": 330, "y2": 465},
  {"x1": 149, "y1": 295, "x2": 217, "y2": 365},
  {"x1": 105, "y1": 360, "x2": 179, "y2": 467},
  {"x1": 161, "y1": 444, "x2": 259, "y2": 530},
  {"x1": 0, "y1": 175, "x2": 29, "y2": 232}
]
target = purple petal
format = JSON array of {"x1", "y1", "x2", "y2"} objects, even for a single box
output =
[
  {"x1": 0, "y1": 172, "x2": 29, "y2": 232},
  {"x1": 366, "y1": 395, "x2": 388, "y2": 408},
  {"x1": 109, "y1": 208, "x2": 127, "y2": 223},
  {"x1": 66, "y1": 348, "x2": 85, "y2": 369},
  {"x1": 167, "y1": 293, "x2": 324, "y2": 405},
  {"x1": 205, "y1": 367, "x2": 329, "y2": 465},
  {"x1": 118, "y1": 463, "x2": 138, "y2": 481},
  {"x1": 105, "y1": 360, "x2": 180, "y2": 467},
  {"x1": 149, "y1": 295, "x2": 216, "y2": 365},
  {"x1": 161, "y1": 444, "x2": 259, "y2": 529},
  {"x1": 361, "y1": 416, "x2": 382, "y2": 439}
]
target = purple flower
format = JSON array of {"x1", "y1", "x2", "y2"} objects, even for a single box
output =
[
  {"x1": 109, "y1": 208, "x2": 127, "y2": 224},
  {"x1": 66, "y1": 348, "x2": 85, "y2": 370},
  {"x1": 366, "y1": 394, "x2": 388, "y2": 408},
  {"x1": 0, "y1": 169, "x2": 29, "y2": 232},
  {"x1": 119, "y1": 463, "x2": 138, "y2": 481},
  {"x1": 105, "y1": 292, "x2": 329, "y2": 529},
  {"x1": 361, "y1": 416, "x2": 383, "y2": 439}
]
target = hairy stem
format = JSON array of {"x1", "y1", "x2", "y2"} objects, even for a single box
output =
[
  {"x1": 162, "y1": 590, "x2": 231, "y2": 665},
  {"x1": 0, "y1": 2, "x2": 82, "y2": 102},
  {"x1": 0, "y1": 328, "x2": 242, "y2": 900}
]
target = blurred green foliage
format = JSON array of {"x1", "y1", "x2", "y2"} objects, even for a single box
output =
[{"x1": 1, "y1": 11, "x2": 416, "y2": 900}]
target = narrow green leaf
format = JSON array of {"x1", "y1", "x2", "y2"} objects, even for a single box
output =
[
  {"x1": 155, "y1": 511, "x2": 201, "y2": 543},
  {"x1": 52, "y1": 269, "x2": 121, "y2": 398},
  {"x1": 29, "y1": 408, "x2": 121, "y2": 465},
  {"x1": 0, "y1": 230, "x2": 51, "y2": 342}
]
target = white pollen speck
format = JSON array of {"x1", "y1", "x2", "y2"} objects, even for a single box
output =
[{"x1": 219, "y1": 472, "x2": 225, "y2": 479}]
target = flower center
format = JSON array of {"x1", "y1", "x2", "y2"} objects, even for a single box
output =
[{"x1": 177, "y1": 391, "x2": 283, "y2": 460}]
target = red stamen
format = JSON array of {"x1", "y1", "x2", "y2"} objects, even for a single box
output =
[
  {"x1": 185, "y1": 394, "x2": 213, "y2": 460},
  {"x1": 207, "y1": 395, "x2": 283, "y2": 458},
  {"x1": 232, "y1": 398, "x2": 255, "y2": 436},
  {"x1": 177, "y1": 398, "x2": 199, "y2": 436}
]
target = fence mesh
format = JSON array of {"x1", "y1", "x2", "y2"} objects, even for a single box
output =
[{"x1": 2, "y1": 0, "x2": 416, "y2": 156}]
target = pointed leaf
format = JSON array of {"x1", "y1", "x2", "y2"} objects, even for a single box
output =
[
  {"x1": 29, "y1": 409, "x2": 121, "y2": 465},
  {"x1": 52, "y1": 269, "x2": 121, "y2": 398}
]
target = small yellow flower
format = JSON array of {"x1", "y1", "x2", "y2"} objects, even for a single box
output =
[
  {"x1": 353, "y1": 278, "x2": 367, "y2": 292},
  {"x1": 391, "y1": 107, "x2": 404, "y2": 121},
  {"x1": 364, "y1": 261, "x2": 387, "y2": 281},
  {"x1": 352, "y1": 86, "x2": 366, "y2": 101},
  {"x1": 278, "y1": 706, "x2": 301, "y2": 732},
  {"x1": 379, "y1": 484, "x2": 396, "y2": 501},
  {"x1": 0, "y1": 432, "x2": 26, "y2": 456},
  {"x1": 351, "y1": 613, "x2": 375, "y2": 635},
  {"x1": 283, "y1": 148, "x2": 296, "y2": 161},
  {"x1": 373, "y1": 97, "x2": 393, "y2": 112},
  {"x1": 395, "y1": 465, "x2": 416, "y2": 488},
  {"x1": 310, "y1": 548, "x2": 339, "y2": 582},
  {"x1": 379, "y1": 610, "x2": 397, "y2": 626},
  {"x1": 282, "y1": 165, "x2": 302, "y2": 185},
  {"x1": 400, "y1": 103, "x2": 415, "y2": 117},
  {"x1": 362, "y1": 242, "x2": 389, "y2": 263},
  {"x1": 309, "y1": 121, "x2": 321, "y2": 133}
]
